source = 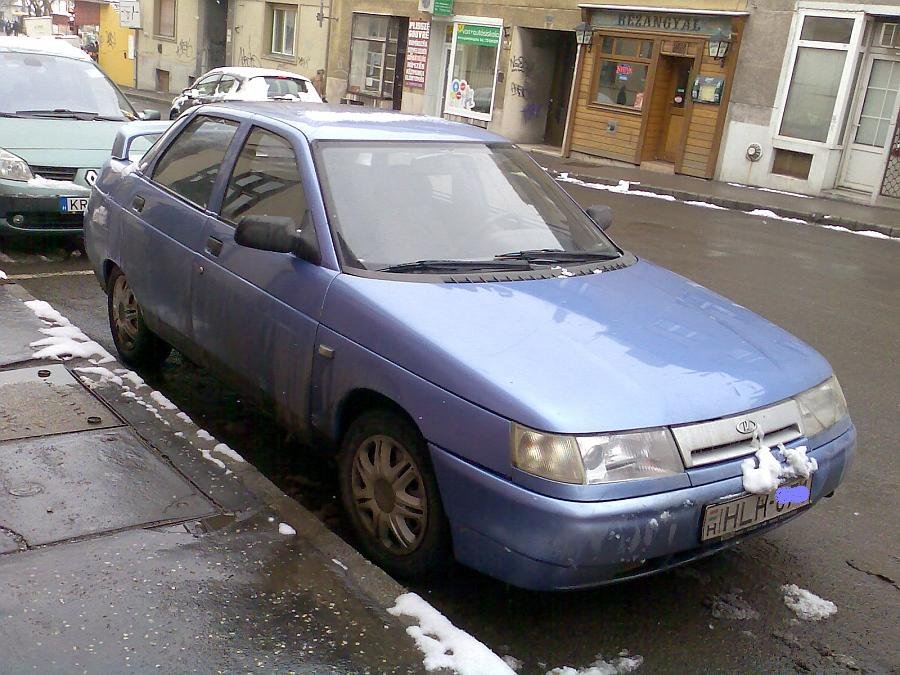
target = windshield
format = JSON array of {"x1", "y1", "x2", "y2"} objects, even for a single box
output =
[
  {"x1": 0, "y1": 52, "x2": 135, "y2": 119},
  {"x1": 316, "y1": 142, "x2": 620, "y2": 272}
]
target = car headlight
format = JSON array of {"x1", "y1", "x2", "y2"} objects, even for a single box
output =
[
  {"x1": 0, "y1": 148, "x2": 34, "y2": 182},
  {"x1": 511, "y1": 423, "x2": 684, "y2": 484},
  {"x1": 795, "y1": 375, "x2": 848, "y2": 437}
]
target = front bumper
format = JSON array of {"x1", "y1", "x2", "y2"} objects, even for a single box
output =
[
  {"x1": 1, "y1": 179, "x2": 90, "y2": 235},
  {"x1": 430, "y1": 424, "x2": 856, "y2": 590}
]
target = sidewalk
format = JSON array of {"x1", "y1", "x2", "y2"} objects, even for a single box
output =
[
  {"x1": 530, "y1": 150, "x2": 899, "y2": 239},
  {"x1": 122, "y1": 85, "x2": 174, "y2": 109},
  {"x1": 0, "y1": 281, "x2": 427, "y2": 672}
]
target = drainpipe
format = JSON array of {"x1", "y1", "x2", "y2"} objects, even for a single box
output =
[{"x1": 561, "y1": 39, "x2": 584, "y2": 158}]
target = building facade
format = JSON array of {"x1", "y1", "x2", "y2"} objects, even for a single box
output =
[
  {"x1": 324, "y1": 0, "x2": 583, "y2": 146},
  {"x1": 719, "y1": 1, "x2": 900, "y2": 200}
]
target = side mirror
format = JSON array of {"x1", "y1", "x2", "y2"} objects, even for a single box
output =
[
  {"x1": 234, "y1": 215, "x2": 320, "y2": 263},
  {"x1": 138, "y1": 109, "x2": 161, "y2": 121},
  {"x1": 586, "y1": 205, "x2": 613, "y2": 231}
]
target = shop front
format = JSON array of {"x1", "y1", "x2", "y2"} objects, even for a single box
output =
[{"x1": 565, "y1": 4, "x2": 747, "y2": 178}]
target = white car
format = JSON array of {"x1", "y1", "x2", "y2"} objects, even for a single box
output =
[{"x1": 168, "y1": 67, "x2": 322, "y2": 119}]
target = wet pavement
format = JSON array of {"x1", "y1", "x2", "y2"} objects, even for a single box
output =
[{"x1": 1, "y1": 182, "x2": 898, "y2": 672}]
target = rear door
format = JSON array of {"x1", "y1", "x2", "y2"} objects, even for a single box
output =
[
  {"x1": 192, "y1": 123, "x2": 335, "y2": 428},
  {"x1": 119, "y1": 113, "x2": 240, "y2": 345}
]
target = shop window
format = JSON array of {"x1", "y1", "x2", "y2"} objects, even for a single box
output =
[
  {"x1": 772, "y1": 149, "x2": 813, "y2": 179},
  {"x1": 348, "y1": 14, "x2": 402, "y2": 99},
  {"x1": 590, "y1": 37, "x2": 653, "y2": 110},
  {"x1": 155, "y1": 0, "x2": 175, "y2": 39},
  {"x1": 268, "y1": 4, "x2": 296, "y2": 57},
  {"x1": 779, "y1": 14, "x2": 857, "y2": 143},
  {"x1": 444, "y1": 22, "x2": 502, "y2": 121}
]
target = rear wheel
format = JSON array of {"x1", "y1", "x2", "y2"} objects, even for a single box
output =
[
  {"x1": 338, "y1": 409, "x2": 451, "y2": 579},
  {"x1": 107, "y1": 267, "x2": 171, "y2": 368}
]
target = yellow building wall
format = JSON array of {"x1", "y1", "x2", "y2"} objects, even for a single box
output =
[{"x1": 99, "y1": 4, "x2": 135, "y2": 88}]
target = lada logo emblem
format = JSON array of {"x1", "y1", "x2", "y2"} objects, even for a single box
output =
[{"x1": 736, "y1": 419, "x2": 758, "y2": 435}]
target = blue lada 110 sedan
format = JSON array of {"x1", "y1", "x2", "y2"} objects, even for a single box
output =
[{"x1": 84, "y1": 104, "x2": 855, "y2": 590}]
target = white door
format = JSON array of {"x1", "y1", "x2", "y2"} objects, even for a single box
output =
[{"x1": 840, "y1": 56, "x2": 900, "y2": 192}]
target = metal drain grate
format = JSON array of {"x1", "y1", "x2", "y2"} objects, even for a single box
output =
[{"x1": 0, "y1": 365, "x2": 122, "y2": 442}]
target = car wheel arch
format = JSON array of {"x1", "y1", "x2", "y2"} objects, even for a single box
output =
[
  {"x1": 102, "y1": 259, "x2": 120, "y2": 291},
  {"x1": 335, "y1": 389, "x2": 422, "y2": 446}
]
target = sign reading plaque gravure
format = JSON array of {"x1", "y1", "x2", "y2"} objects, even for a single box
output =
[{"x1": 403, "y1": 20, "x2": 431, "y2": 89}]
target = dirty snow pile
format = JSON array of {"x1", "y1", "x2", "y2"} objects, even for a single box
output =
[
  {"x1": 741, "y1": 440, "x2": 816, "y2": 494},
  {"x1": 781, "y1": 584, "x2": 837, "y2": 621},
  {"x1": 278, "y1": 522, "x2": 296, "y2": 536},
  {"x1": 388, "y1": 593, "x2": 516, "y2": 674},
  {"x1": 0, "y1": 268, "x2": 6, "y2": 279},
  {"x1": 25, "y1": 300, "x2": 114, "y2": 363},
  {"x1": 547, "y1": 652, "x2": 644, "y2": 675}
]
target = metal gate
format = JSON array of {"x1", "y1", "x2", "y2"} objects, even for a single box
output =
[{"x1": 881, "y1": 109, "x2": 900, "y2": 198}]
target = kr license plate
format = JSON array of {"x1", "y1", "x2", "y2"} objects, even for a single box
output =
[
  {"x1": 59, "y1": 197, "x2": 89, "y2": 213},
  {"x1": 700, "y1": 478, "x2": 812, "y2": 542}
]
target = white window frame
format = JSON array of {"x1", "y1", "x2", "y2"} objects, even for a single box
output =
[
  {"x1": 269, "y1": 4, "x2": 297, "y2": 57},
  {"x1": 772, "y1": 8, "x2": 867, "y2": 149},
  {"x1": 443, "y1": 16, "x2": 503, "y2": 122}
]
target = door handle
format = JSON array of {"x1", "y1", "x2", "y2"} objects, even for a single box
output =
[
  {"x1": 131, "y1": 195, "x2": 145, "y2": 212},
  {"x1": 205, "y1": 236, "x2": 223, "y2": 257}
]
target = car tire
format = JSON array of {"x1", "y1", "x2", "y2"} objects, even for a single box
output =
[
  {"x1": 338, "y1": 408, "x2": 451, "y2": 580},
  {"x1": 107, "y1": 267, "x2": 172, "y2": 369}
]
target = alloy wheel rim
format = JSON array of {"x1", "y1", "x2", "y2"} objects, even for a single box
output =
[
  {"x1": 112, "y1": 275, "x2": 140, "y2": 349},
  {"x1": 351, "y1": 434, "x2": 427, "y2": 554}
]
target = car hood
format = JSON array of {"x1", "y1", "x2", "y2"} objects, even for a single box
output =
[
  {"x1": 0, "y1": 118, "x2": 123, "y2": 167},
  {"x1": 322, "y1": 260, "x2": 832, "y2": 433}
]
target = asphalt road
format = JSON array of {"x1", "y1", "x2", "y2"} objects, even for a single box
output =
[{"x1": 2, "y1": 186, "x2": 897, "y2": 674}]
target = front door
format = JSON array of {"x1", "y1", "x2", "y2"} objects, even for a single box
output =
[
  {"x1": 661, "y1": 57, "x2": 693, "y2": 163},
  {"x1": 840, "y1": 56, "x2": 900, "y2": 193}
]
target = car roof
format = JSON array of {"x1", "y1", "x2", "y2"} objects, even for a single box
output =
[
  {"x1": 0, "y1": 36, "x2": 91, "y2": 61},
  {"x1": 203, "y1": 102, "x2": 509, "y2": 143},
  {"x1": 205, "y1": 66, "x2": 313, "y2": 82}
]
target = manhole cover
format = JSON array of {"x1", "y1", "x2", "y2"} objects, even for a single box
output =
[
  {"x1": 7, "y1": 482, "x2": 44, "y2": 497},
  {"x1": 0, "y1": 365, "x2": 122, "y2": 442}
]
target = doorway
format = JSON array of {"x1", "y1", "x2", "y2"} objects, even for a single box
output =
[
  {"x1": 839, "y1": 55, "x2": 900, "y2": 194},
  {"x1": 544, "y1": 32, "x2": 577, "y2": 147},
  {"x1": 643, "y1": 55, "x2": 694, "y2": 165}
]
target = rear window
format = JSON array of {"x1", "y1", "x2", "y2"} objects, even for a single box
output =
[
  {"x1": 0, "y1": 51, "x2": 134, "y2": 119},
  {"x1": 243, "y1": 76, "x2": 309, "y2": 99}
]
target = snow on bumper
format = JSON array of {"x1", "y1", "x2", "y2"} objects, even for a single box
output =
[{"x1": 430, "y1": 424, "x2": 856, "y2": 591}]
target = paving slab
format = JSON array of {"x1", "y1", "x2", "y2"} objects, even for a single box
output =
[
  {"x1": 0, "y1": 288, "x2": 42, "y2": 366},
  {"x1": 0, "y1": 426, "x2": 217, "y2": 546}
]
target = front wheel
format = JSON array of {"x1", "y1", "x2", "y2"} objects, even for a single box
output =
[
  {"x1": 338, "y1": 409, "x2": 451, "y2": 580},
  {"x1": 107, "y1": 267, "x2": 171, "y2": 369}
]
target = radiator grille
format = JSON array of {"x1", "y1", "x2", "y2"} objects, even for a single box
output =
[{"x1": 32, "y1": 166, "x2": 78, "y2": 182}]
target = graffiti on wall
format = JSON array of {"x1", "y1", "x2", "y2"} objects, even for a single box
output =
[
  {"x1": 238, "y1": 46, "x2": 259, "y2": 67},
  {"x1": 509, "y1": 53, "x2": 545, "y2": 122},
  {"x1": 175, "y1": 39, "x2": 193, "y2": 59}
]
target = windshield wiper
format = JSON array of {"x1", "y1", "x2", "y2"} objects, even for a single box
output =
[
  {"x1": 15, "y1": 109, "x2": 121, "y2": 121},
  {"x1": 379, "y1": 259, "x2": 533, "y2": 274},
  {"x1": 494, "y1": 248, "x2": 619, "y2": 263}
]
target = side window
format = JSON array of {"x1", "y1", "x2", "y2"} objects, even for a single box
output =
[
  {"x1": 220, "y1": 127, "x2": 311, "y2": 238},
  {"x1": 194, "y1": 75, "x2": 220, "y2": 96},
  {"x1": 216, "y1": 76, "x2": 238, "y2": 95},
  {"x1": 151, "y1": 115, "x2": 239, "y2": 209}
]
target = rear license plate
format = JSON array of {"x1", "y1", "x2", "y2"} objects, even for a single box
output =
[
  {"x1": 700, "y1": 478, "x2": 812, "y2": 542},
  {"x1": 59, "y1": 197, "x2": 88, "y2": 213}
]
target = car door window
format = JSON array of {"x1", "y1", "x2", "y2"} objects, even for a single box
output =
[
  {"x1": 220, "y1": 127, "x2": 315, "y2": 249},
  {"x1": 152, "y1": 115, "x2": 239, "y2": 209},
  {"x1": 194, "y1": 75, "x2": 220, "y2": 96},
  {"x1": 216, "y1": 76, "x2": 238, "y2": 95}
]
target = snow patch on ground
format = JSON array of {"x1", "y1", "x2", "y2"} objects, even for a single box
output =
[
  {"x1": 149, "y1": 390, "x2": 177, "y2": 410},
  {"x1": 726, "y1": 182, "x2": 813, "y2": 199},
  {"x1": 213, "y1": 442, "x2": 245, "y2": 463},
  {"x1": 197, "y1": 429, "x2": 215, "y2": 442},
  {"x1": 741, "y1": 442, "x2": 816, "y2": 494},
  {"x1": 24, "y1": 300, "x2": 114, "y2": 364},
  {"x1": 744, "y1": 209, "x2": 808, "y2": 224},
  {"x1": 278, "y1": 522, "x2": 296, "y2": 536},
  {"x1": 73, "y1": 366, "x2": 123, "y2": 387},
  {"x1": 781, "y1": 584, "x2": 837, "y2": 621},
  {"x1": 388, "y1": 592, "x2": 515, "y2": 674},
  {"x1": 683, "y1": 200, "x2": 728, "y2": 210},
  {"x1": 547, "y1": 652, "x2": 644, "y2": 675},
  {"x1": 0, "y1": 268, "x2": 6, "y2": 279}
]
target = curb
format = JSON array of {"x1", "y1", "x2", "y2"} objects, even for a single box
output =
[
  {"x1": 542, "y1": 165, "x2": 899, "y2": 239},
  {"x1": 1, "y1": 281, "x2": 414, "y2": 626},
  {"x1": 122, "y1": 88, "x2": 175, "y2": 108}
]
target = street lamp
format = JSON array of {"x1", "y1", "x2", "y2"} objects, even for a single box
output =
[
  {"x1": 574, "y1": 21, "x2": 593, "y2": 52},
  {"x1": 707, "y1": 27, "x2": 732, "y2": 64}
]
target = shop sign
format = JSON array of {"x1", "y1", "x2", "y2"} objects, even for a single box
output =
[
  {"x1": 591, "y1": 10, "x2": 731, "y2": 36},
  {"x1": 403, "y1": 20, "x2": 431, "y2": 90},
  {"x1": 434, "y1": 0, "x2": 453, "y2": 16},
  {"x1": 118, "y1": 0, "x2": 141, "y2": 28},
  {"x1": 456, "y1": 23, "x2": 502, "y2": 47}
]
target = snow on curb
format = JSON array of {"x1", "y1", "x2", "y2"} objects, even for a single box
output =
[
  {"x1": 547, "y1": 652, "x2": 644, "y2": 675},
  {"x1": 388, "y1": 593, "x2": 517, "y2": 674},
  {"x1": 781, "y1": 584, "x2": 837, "y2": 621},
  {"x1": 550, "y1": 171, "x2": 895, "y2": 240},
  {"x1": 18, "y1": 294, "x2": 245, "y2": 474}
]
